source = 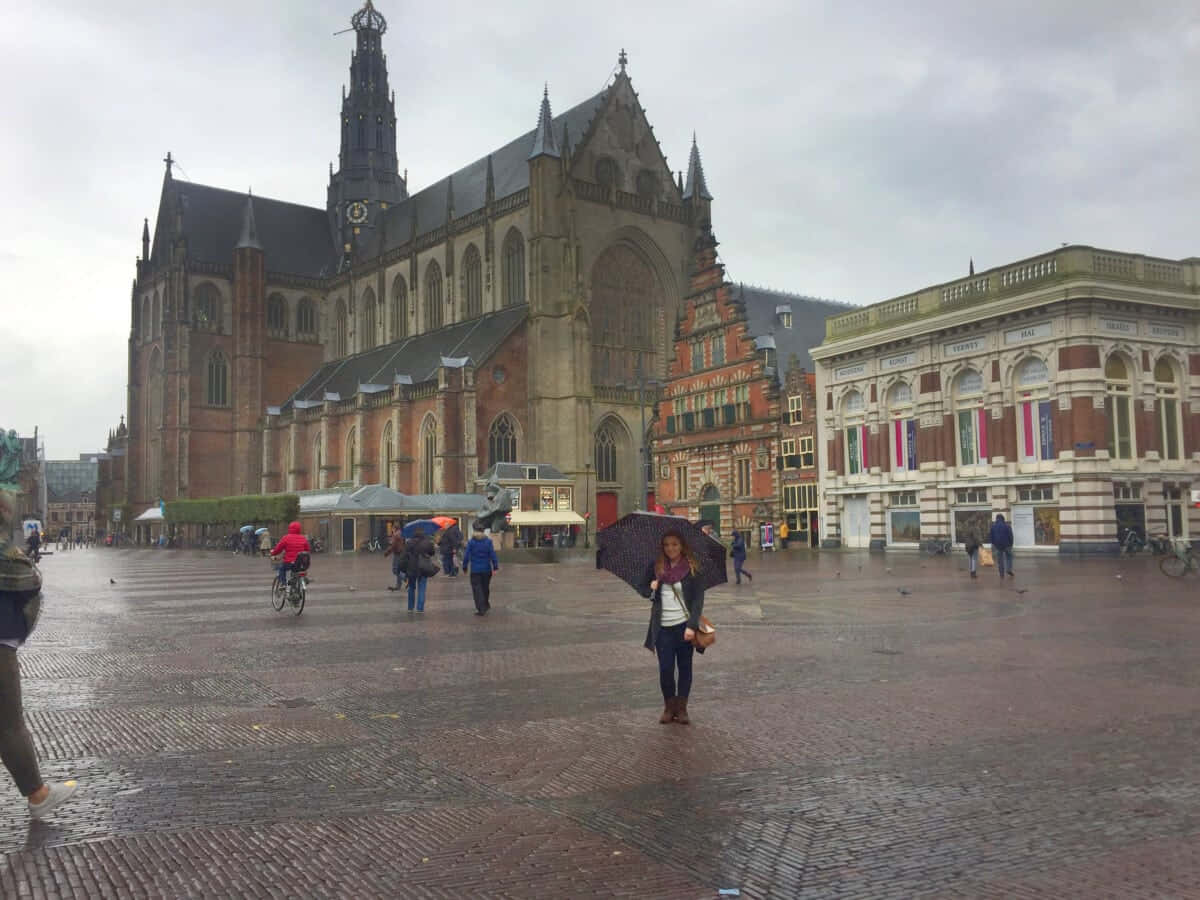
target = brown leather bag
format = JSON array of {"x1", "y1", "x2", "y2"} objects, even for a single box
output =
[{"x1": 691, "y1": 615, "x2": 716, "y2": 649}]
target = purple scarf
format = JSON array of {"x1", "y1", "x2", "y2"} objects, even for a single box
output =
[{"x1": 659, "y1": 557, "x2": 691, "y2": 585}]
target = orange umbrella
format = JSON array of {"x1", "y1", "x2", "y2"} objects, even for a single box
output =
[{"x1": 431, "y1": 516, "x2": 456, "y2": 528}]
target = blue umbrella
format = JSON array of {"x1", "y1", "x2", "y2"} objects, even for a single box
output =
[
  {"x1": 401, "y1": 519, "x2": 441, "y2": 538},
  {"x1": 255, "y1": 527, "x2": 269, "y2": 535},
  {"x1": 239, "y1": 525, "x2": 255, "y2": 533}
]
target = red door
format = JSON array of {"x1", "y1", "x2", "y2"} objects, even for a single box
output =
[{"x1": 597, "y1": 492, "x2": 619, "y2": 530}]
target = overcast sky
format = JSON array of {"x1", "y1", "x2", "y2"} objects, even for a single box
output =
[{"x1": 3, "y1": 0, "x2": 1197, "y2": 458}]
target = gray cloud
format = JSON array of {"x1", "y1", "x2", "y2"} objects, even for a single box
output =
[{"x1": 3, "y1": 0, "x2": 1196, "y2": 456}]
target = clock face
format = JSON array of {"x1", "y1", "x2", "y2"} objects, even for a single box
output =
[{"x1": 347, "y1": 201, "x2": 368, "y2": 224}]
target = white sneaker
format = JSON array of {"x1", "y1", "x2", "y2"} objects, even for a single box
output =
[{"x1": 29, "y1": 780, "x2": 78, "y2": 819}]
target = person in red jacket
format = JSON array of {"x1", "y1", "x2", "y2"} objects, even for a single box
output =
[{"x1": 270, "y1": 522, "x2": 311, "y2": 585}]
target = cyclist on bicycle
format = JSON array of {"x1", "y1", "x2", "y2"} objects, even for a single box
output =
[{"x1": 269, "y1": 522, "x2": 311, "y2": 585}]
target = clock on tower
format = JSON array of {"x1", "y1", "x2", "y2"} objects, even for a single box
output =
[{"x1": 346, "y1": 201, "x2": 368, "y2": 224}]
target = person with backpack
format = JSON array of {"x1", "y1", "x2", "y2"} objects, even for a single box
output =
[
  {"x1": 989, "y1": 513, "x2": 1015, "y2": 579},
  {"x1": 404, "y1": 528, "x2": 436, "y2": 612},
  {"x1": 439, "y1": 520, "x2": 463, "y2": 577},
  {"x1": 464, "y1": 526, "x2": 499, "y2": 615}
]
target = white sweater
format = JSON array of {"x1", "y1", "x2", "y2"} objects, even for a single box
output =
[{"x1": 660, "y1": 582, "x2": 688, "y2": 627}]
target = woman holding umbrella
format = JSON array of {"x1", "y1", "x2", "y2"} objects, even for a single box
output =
[{"x1": 640, "y1": 529, "x2": 705, "y2": 725}]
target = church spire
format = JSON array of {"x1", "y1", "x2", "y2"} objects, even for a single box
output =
[
  {"x1": 236, "y1": 192, "x2": 262, "y2": 250},
  {"x1": 141, "y1": 218, "x2": 150, "y2": 261},
  {"x1": 682, "y1": 133, "x2": 712, "y2": 201},
  {"x1": 528, "y1": 85, "x2": 560, "y2": 160}
]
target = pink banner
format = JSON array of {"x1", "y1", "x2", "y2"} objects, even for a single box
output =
[
  {"x1": 1021, "y1": 402, "x2": 1034, "y2": 458},
  {"x1": 894, "y1": 420, "x2": 904, "y2": 467},
  {"x1": 977, "y1": 408, "x2": 989, "y2": 460}
]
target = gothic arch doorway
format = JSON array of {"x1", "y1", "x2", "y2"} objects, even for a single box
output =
[{"x1": 699, "y1": 484, "x2": 721, "y2": 537}]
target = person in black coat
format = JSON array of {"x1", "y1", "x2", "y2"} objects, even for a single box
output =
[
  {"x1": 404, "y1": 529, "x2": 436, "y2": 612},
  {"x1": 638, "y1": 529, "x2": 705, "y2": 725},
  {"x1": 989, "y1": 514, "x2": 1015, "y2": 579}
]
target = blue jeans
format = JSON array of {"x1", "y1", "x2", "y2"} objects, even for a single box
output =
[
  {"x1": 276, "y1": 562, "x2": 295, "y2": 583},
  {"x1": 996, "y1": 548, "x2": 1013, "y2": 576},
  {"x1": 655, "y1": 623, "x2": 694, "y2": 700},
  {"x1": 407, "y1": 576, "x2": 427, "y2": 611},
  {"x1": 391, "y1": 557, "x2": 405, "y2": 589}
]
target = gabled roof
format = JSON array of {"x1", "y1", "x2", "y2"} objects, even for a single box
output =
[
  {"x1": 372, "y1": 88, "x2": 607, "y2": 256},
  {"x1": 737, "y1": 284, "x2": 851, "y2": 375},
  {"x1": 152, "y1": 179, "x2": 337, "y2": 279},
  {"x1": 478, "y1": 462, "x2": 569, "y2": 482},
  {"x1": 283, "y1": 304, "x2": 527, "y2": 409}
]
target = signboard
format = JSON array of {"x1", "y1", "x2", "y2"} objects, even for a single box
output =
[
  {"x1": 944, "y1": 337, "x2": 985, "y2": 357},
  {"x1": 556, "y1": 487, "x2": 573, "y2": 511},
  {"x1": 1099, "y1": 317, "x2": 1137, "y2": 335},
  {"x1": 113, "y1": 509, "x2": 122, "y2": 521},
  {"x1": 881, "y1": 351, "x2": 916, "y2": 371},
  {"x1": 834, "y1": 362, "x2": 867, "y2": 381},
  {"x1": 1150, "y1": 322, "x2": 1184, "y2": 340},
  {"x1": 539, "y1": 487, "x2": 556, "y2": 511},
  {"x1": 1004, "y1": 322, "x2": 1052, "y2": 345}
]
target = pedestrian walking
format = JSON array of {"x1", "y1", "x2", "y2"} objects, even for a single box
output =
[
  {"x1": 779, "y1": 521, "x2": 790, "y2": 549},
  {"x1": 731, "y1": 530, "x2": 752, "y2": 584},
  {"x1": 963, "y1": 523, "x2": 982, "y2": 578},
  {"x1": 989, "y1": 513, "x2": 1015, "y2": 578},
  {"x1": 639, "y1": 529, "x2": 706, "y2": 725},
  {"x1": 0, "y1": 499, "x2": 79, "y2": 819},
  {"x1": 384, "y1": 526, "x2": 406, "y2": 592},
  {"x1": 404, "y1": 528, "x2": 436, "y2": 612},
  {"x1": 464, "y1": 526, "x2": 499, "y2": 615},
  {"x1": 439, "y1": 520, "x2": 463, "y2": 577}
]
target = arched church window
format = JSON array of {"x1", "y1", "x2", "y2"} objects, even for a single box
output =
[
  {"x1": 267, "y1": 294, "x2": 286, "y2": 334},
  {"x1": 380, "y1": 422, "x2": 393, "y2": 489},
  {"x1": 390, "y1": 276, "x2": 407, "y2": 341},
  {"x1": 595, "y1": 157, "x2": 618, "y2": 188},
  {"x1": 193, "y1": 283, "x2": 220, "y2": 331},
  {"x1": 589, "y1": 243, "x2": 663, "y2": 388},
  {"x1": 344, "y1": 428, "x2": 357, "y2": 483},
  {"x1": 360, "y1": 287, "x2": 377, "y2": 351},
  {"x1": 152, "y1": 291, "x2": 161, "y2": 339},
  {"x1": 206, "y1": 351, "x2": 229, "y2": 407},
  {"x1": 488, "y1": 414, "x2": 518, "y2": 468},
  {"x1": 502, "y1": 229, "x2": 525, "y2": 308},
  {"x1": 296, "y1": 297, "x2": 315, "y2": 336},
  {"x1": 419, "y1": 416, "x2": 437, "y2": 493},
  {"x1": 462, "y1": 245, "x2": 483, "y2": 319},
  {"x1": 425, "y1": 261, "x2": 443, "y2": 330},
  {"x1": 595, "y1": 422, "x2": 618, "y2": 483},
  {"x1": 334, "y1": 299, "x2": 348, "y2": 357}
]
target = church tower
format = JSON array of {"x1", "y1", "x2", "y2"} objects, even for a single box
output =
[{"x1": 326, "y1": 0, "x2": 407, "y2": 261}]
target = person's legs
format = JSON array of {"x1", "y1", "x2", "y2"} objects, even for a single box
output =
[
  {"x1": 480, "y1": 571, "x2": 492, "y2": 610},
  {"x1": 734, "y1": 559, "x2": 743, "y2": 585},
  {"x1": 470, "y1": 572, "x2": 486, "y2": 614},
  {"x1": 674, "y1": 636, "x2": 695, "y2": 723},
  {"x1": 442, "y1": 551, "x2": 455, "y2": 576},
  {"x1": 996, "y1": 548, "x2": 1008, "y2": 577},
  {"x1": 407, "y1": 576, "x2": 416, "y2": 610},
  {"x1": 1004, "y1": 549, "x2": 1014, "y2": 577},
  {"x1": 0, "y1": 647, "x2": 44, "y2": 797},
  {"x1": 655, "y1": 627, "x2": 677, "y2": 700},
  {"x1": 416, "y1": 576, "x2": 427, "y2": 611},
  {"x1": 968, "y1": 549, "x2": 978, "y2": 576}
]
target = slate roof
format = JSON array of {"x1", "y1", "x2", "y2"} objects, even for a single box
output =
[
  {"x1": 283, "y1": 304, "x2": 527, "y2": 409},
  {"x1": 371, "y1": 88, "x2": 607, "y2": 256},
  {"x1": 736, "y1": 284, "x2": 851, "y2": 376},
  {"x1": 478, "y1": 462, "x2": 569, "y2": 482},
  {"x1": 152, "y1": 180, "x2": 338, "y2": 279}
]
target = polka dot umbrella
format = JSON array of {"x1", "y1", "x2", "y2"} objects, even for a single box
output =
[{"x1": 595, "y1": 511, "x2": 728, "y2": 593}]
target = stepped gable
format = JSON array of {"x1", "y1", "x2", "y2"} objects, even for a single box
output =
[
  {"x1": 737, "y1": 284, "x2": 851, "y2": 374},
  {"x1": 283, "y1": 304, "x2": 527, "y2": 409},
  {"x1": 151, "y1": 179, "x2": 337, "y2": 279}
]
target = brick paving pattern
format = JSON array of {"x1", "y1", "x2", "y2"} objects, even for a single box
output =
[{"x1": 2, "y1": 546, "x2": 1199, "y2": 898}]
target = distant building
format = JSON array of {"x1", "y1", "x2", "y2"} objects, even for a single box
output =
[
  {"x1": 779, "y1": 365, "x2": 820, "y2": 546},
  {"x1": 45, "y1": 455, "x2": 99, "y2": 536},
  {"x1": 812, "y1": 245, "x2": 1200, "y2": 553}
]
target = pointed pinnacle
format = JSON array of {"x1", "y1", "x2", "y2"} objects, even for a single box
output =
[
  {"x1": 683, "y1": 133, "x2": 712, "y2": 201},
  {"x1": 528, "y1": 83, "x2": 560, "y2": 160},
  {"x1": 236, "y1": 192, "x2": 262, "y2": 250}
]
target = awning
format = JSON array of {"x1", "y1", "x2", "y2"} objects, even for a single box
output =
[
  {"x1": 134, "y1": 506, "x2": 164, "y2": 522},
  {"x1": 507, "y1": 509, "x2": 585, "y2": 527}
]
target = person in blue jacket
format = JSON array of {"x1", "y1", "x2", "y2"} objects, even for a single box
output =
[
  {"x1": 989, "y1": 513, "x2": 1015, "y2": 578},
  {"x1": 464, "y1": 526, "x2": 499, "y2": 616}
]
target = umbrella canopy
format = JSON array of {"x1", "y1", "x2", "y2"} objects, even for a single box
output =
[
  {"x1": 596, "y1": 511, "x2": 727, "y2": 593},
  {"x1": 239, "y1": 525, "x2": 255, "y2": 533},
  {"x1": 401, "y1": 519, "x2": 442, "y2": 538},
  {"x1": 255, "y1": 527, "x2": 269, "y2": 535},
  {"x1": 431, "y1": 516, "x2": 457, "y2": 528}
]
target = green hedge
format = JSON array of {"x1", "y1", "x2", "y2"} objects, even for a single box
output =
[{"x1": 166, "y1": 493, "x2": 300, "y2": 526}]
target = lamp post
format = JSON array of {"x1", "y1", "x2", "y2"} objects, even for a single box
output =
[{"x1": 584, "y1": 462, "x2": 592, "y2": 548}]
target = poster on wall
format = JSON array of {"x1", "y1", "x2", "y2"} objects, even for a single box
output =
[
  {"x1": 906, "y1": 419, "x2": 918, "y2": 470},
  {"x1": 556, "y1": 487, "x2": 572, "y2": 511},
  {"x1": 540, "y1": 487, "x2": 555, "y2": 511},
  {"x1": 1038, "y1": 401, "x2": 1054, "y2": 458},
  {"x1": 1034, "y1": 507, "x2": 1060, "y2": 545},
  {"x1": 953, "y1": 508, "x2": 991, "y2": 545}
]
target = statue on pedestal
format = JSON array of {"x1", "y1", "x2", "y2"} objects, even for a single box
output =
[{"x1": 475, "y1": 479, "x2": 512, "y2": 532}]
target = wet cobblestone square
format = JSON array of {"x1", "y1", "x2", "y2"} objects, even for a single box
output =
[{"x1": 2, "y1": 548, "x2": 1199, "y2": 898}]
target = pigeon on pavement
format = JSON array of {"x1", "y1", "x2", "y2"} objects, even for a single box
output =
[
  {"x1": 109, "y1": 578, "x2": 116, "y2": 584},
  {"x1": 898, "y1": 587, "x2": 912, "y2": 596}
]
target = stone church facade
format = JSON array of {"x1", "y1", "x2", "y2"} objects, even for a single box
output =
[{"x1": 120, "y1": 1, "x2": 722, "y2": 525}]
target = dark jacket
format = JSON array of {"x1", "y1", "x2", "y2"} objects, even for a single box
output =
[
  {"x1": 989, "y1": 519, "x2": 1014, "y2": 550},
  {"x1": 963, "y1": 528, "x2": 981, "y2": 554},
  {"x1": 441, "y1": 524, "x2": 463, "y2": 550},
  {"x1": 0, "y1": 591, "x2": 36, "y2": 644},
  {"x1": 638, "y1": 562, "x2": 705, "y2": 652},
  {"x1": 730, "y1": 533, "x2": 747, "y2": 561},
  {"x1": 404, "y1": 536, "x2": 436, "y2": 578},
  {"x1": 464, "y1": 537, "x2": 499, "y2": 573}
]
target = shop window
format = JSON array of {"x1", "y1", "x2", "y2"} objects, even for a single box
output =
[
  {"x1": 1155, "y1": 358, "x2": 1182, "y2": 460},
  {"x1": 890, "y1": 491, "x2": 918, "y2": 507},
  {"x1": 955, "y1": 488, "x2": 988, "y2": 504},
  {"x1": 1105, "y1": 355, "x2": 1134, "y2": 459},
  {"x1": 1017, "y1": 484, "x2": 1055, "y2": 502}
]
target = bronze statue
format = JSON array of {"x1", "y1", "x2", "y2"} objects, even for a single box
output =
[
  {"x1": 0, "y1": 430, "x2": 22, "y2": 488},
  {"x1": 475, "y1": 479, "x2": 512, "y2": 532}
]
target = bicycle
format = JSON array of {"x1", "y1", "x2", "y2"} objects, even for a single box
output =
[
  {"x1": 1120, "y1": 529, "x2": 1148, "y2": 556},
  {"x1": 1159, "y1": 542, "x2": 1198, "y2": 577},
  {"x1": 924, "y1": 537, "x2": 953, "y2": 556},
  {"x1": 271, "y1": 552, "x2": 309, "y2": 615},
  {"x1": 360, "y1": 537, "x2": 383, "y2": 553}
]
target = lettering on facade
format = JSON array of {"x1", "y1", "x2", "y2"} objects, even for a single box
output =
[
  {"x1": 882, "y1": 351, "x2": 916, "y2": 370},
  {"x1": 834, "y1": 363, "x2": 867, "y2": 381},
  {"x1": 944, "y1": 337, "x2": 986, "y2": 357},
  {"x1": 1099, "y1": 317, "x2": 1137, "y2": 335},
  {"x1": 1004, "y1": 321, "x2": 1052, "y2": 345},
  {"x1": 1149, "y1": 322, "x2": 1184, "y2": 340}
]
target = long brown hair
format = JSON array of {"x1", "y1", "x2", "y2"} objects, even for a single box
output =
[{"x1": 655, "y1": 529, "x2": 701, "y2": 577}]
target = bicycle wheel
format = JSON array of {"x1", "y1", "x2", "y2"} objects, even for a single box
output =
[
  {"x1": 292, "y1": 578, "x2": 306, "y2": 616},
  {"x1": 271, "y1": 577, "x2": 287, "y2": 611},
  {"x1": 1160, "y1": 555, "x2": 1188, "y2": 577}
]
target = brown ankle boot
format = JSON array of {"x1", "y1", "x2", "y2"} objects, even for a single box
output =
[
  {"x1": 675, "y1": 697, "x2": 690, "y2": 725},
  {"x1": 659, "y1": 697, "x2": 676, "y2": 724}
]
